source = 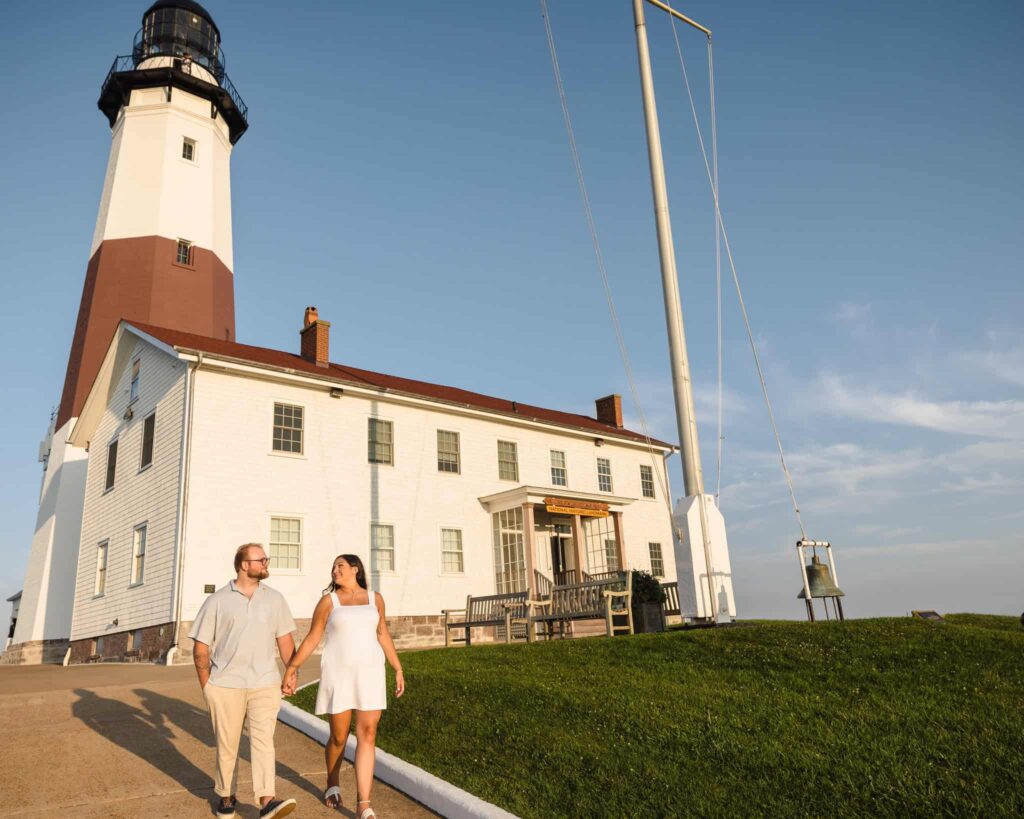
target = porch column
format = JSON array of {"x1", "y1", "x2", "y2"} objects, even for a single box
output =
[
  {"x1": 612, "y1": 510, "x2": 626, "y2": 571},
  {"x1": 522, "y1": 503, "x2": 537, "y2": 599},
  {"x1": 570, "y1": 514, "x2": 586, "y2": 580}
]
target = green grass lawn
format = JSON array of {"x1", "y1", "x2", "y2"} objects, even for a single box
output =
[{"x1": 288, "y1": 616, "x2": 1024, "y2": 818}]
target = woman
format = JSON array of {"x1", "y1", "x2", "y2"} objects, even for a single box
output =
[{"x1": 282, "y1": 554, "x2": 405, "y2": 816}]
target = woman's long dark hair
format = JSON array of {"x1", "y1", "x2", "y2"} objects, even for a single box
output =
[{"x1": 323, "y1": 553, "x2": 368, "y2": 594}]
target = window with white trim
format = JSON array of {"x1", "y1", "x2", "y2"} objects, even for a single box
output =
[
  {"x1": 583, "y1": 515, "x2": 618, "y2": 574},
  {"x1": 272, "y1": 403, "x2": 303, "y2": 454},
  {"x1": 497, "y1": 440, "x2": 519, "y2": 481},
  {"x1": 597, "y1": 457, "x2": 613, "y2": 492},
  {"x1": 130, "y1": 524, "x2": 147, "y2": 585},
  {"x1": 441, "y1": 528, "x2": 464, "y2": 573},
  {"x1": 130, "y1": 629, "x2": 144, "y2": 651},
  {"x1": 105, "y1": 440, "x2": 118, "y2": 491},
  {"x1": 649, "y1": 542, "x2": 665, "y2": 578},
  {"x1": 270, "y1": 516, "x2": 301, "y2": 570},
  {"x1": 371, "y1": 524, "x2": 395, "y2": 572},
  {"x1": 182, "y1": 137, "x2": 196, "y2": 162},
  {"x1": 140, "y1": 412, "x2": 156, "y2": 469},
  {"x1": 129, "y1": 359, "x2": 141, "y2": 403},
  {"x1": 550, "y1": 450, "x2": 567, "y2": 487},
  {"x1": 640, "y1": 464, "x2": 656, "y2": 499},
  {"x1": 176, "y1": 239, "x2": 193, "y2": 265},
  {"x1": 492, "y1": 507, "x2": 526, "y2": 593},
  {"x1": 437, "y1": 430, "x2": 460, "y2": 474},
  {"x1": 94, "y1": 541, "x2": 108, "y2": 596},
  {"x1": 368, "y1": 418, "x2": 394, "y2": 465}
]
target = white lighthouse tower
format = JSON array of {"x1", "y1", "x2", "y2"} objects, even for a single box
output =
[{"x1": 5, "y1": 1, "x2": 247, "y2": 664}]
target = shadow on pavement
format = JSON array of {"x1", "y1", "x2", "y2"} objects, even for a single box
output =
[{"x1": 71, "y1": 688, "x2": 340, "y2": 815}]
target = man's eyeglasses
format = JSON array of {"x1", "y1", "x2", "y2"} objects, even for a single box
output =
[{"x1": 245, "y1": 557, "x2": 270, "y2": 566}]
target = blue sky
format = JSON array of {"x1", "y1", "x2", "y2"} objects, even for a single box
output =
[{"x1": 1, "y1": 1, "x2": 1021, "y2": 619}]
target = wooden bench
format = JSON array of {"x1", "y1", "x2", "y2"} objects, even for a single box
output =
[
  {"x1": 443, "y1": 591, "x2": 528, "y2": 647},
  {"x1": 661, "y1": 581, "x2": 680, "y2": 617},
  {"x1": 519, "y1": 572, "x2": 633, "y2": 641}
]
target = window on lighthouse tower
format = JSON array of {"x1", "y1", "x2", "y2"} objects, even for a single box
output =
[
  {"x1": 182, "y1": 137, "x2": 196, "y2": 162},
  {"x1": 176, "y1": 239, "x2": 193, "y2": 265}
]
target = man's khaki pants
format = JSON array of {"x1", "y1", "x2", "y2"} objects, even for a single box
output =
[{"x1": 203, "y1": 683, "x2": 282, "y2": 798}]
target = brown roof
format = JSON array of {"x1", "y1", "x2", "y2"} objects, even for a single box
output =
[{"x1": 129, "y1": 321, "x2": 674, "y2": 449}]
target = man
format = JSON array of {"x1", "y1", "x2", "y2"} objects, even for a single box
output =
[{"x1": 191, "y1": 543, "x2": 298, "y2": 818}]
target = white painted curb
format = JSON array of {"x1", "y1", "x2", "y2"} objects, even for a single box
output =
[{"x1": 278, "y1": 689, "x2": 519, "y2": 819}]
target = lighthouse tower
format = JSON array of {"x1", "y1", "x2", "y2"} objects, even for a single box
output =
[{"x1": 6, "y1": 1, "x2": 247, "y2": 663}]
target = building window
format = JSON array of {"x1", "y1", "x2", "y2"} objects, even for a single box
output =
[
  {"x1": 597, "y1": 457, "x2": 613, "y2": 492},
  {"x1": 640, "y1": 464, "x2": 656, "y2": 499},
  {"x1": 441, "y1": 528, "x2": 464, "y2": 574},
  {"x1": 129, "y1": 359, "x2": 141, "y2": 403},
  {"x1": 368, "y1": 418, "x2": 394, "y2": 465},
  {"x1": 272, "y1": 403, "x2": 303, "y2": 454},
  {"x1": 270, "y1": 516, "x2": 301, "y2": 570},
  {"x1": 604, "y1": 539, "x2": 619, "y2": 572},
  {"x1": 649, "y1": 542, "x2": 665, "y2": 578},
  {"x1": 140, "y1": 412, "x2": 156, "y2": 469},
  {"x1": 550, "y1": 450, "x2": 568, "y2": 487},
  {"x1": 492, "y1": 507, "x2": 526, "y2": 593},
  {"x1": 130, "y1": 629, "x2": 144, "y2": 652},
  {"x1": 437, "y1": 430, "x2": 460, "y2": 474},
  {"x1": 182, "y1": 137, "x2": 196, "y2": 162},
  {"x1": 583, "y1": 515, "x2": 618, "y2": 575},
  {"x1": 105, "y1": 440, "x2": 118, "y2": 491},
  {"x1": 94, "y1": 542, "x2": 108, "y2": 596},
  {"x1": 176, "y1": 239, "x2": 193, "y2": 265},
  {"x1": 130, "y1": 524, "x2": 147, "y2": 585},
  {"x1": 371, "y1": 524, "x2": 395, "y2": 572},
  {"x1": 497, "y1": 440, "x2": 518, "y2": 481}
]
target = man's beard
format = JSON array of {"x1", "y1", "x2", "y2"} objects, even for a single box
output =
[{"x1": 247, "y1": 567, "x2": 269, "y2": 580}]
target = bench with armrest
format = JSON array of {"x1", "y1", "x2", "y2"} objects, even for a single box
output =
[
  {"x1": 518, "y1": 571, "x2": 633, "y2": 642},
  {"x1": 443, "y1": 591, "x2": 528, "y2": 647}
]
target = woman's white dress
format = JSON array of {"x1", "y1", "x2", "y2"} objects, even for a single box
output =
[{"x1": 314, "y1": 589, "x2": 387, "y2": 714}]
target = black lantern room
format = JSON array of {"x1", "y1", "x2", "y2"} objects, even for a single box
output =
[{"x1": 134, "y1": 1, "x2": 223, "y2": 80}]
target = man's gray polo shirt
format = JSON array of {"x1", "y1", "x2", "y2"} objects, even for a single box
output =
[{"x1": 189, "y1": 580, "x2": 296, "y2": 689}]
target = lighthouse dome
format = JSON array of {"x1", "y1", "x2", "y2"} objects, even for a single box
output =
[
  {"x1": 144, "y1": 1, "x2": 220, "y2": 38},
  {"x1": 135, "y1": 0, "x2": 224, "y2": 80}
]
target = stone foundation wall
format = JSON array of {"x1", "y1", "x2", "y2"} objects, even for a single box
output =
[
  {"x1": 0, "y1": 638, "x2": 69, "y2": 665},
  {"x1": 67, "y1": 622, "x2": 176, "y2": 664}
]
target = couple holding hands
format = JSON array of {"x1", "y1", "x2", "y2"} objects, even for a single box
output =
[{"x1": 190, "y1": 544, "x2": 405, "y2": 819}]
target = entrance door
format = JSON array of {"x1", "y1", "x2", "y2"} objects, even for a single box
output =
[{"x1": 550, "y1": 522, "x2": 574, "y2": 584}]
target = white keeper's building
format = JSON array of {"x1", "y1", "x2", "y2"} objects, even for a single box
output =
[{"x1": 63, "y1": 316, "x2": 677, "y2": 662}]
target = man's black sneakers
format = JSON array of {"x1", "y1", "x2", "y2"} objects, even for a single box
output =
[
  {"x1": 259, "y1": 798, "x2": 297, "y2": 818},
  {"x1": 215, "y1": 795, "x2": 237, "y2": 818}
]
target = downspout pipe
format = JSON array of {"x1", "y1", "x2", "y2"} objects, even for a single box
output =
[{"x1": 165, "y1": 352, "x2": 202, "y2": 665}]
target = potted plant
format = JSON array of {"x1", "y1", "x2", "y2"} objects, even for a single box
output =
[{"x1": 631, "y1": 569, "x2": 667, "y2": 633}]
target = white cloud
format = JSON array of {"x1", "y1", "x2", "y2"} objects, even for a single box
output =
[
  {"x1": 832, "y1": 301, "x2": 873, "y2": 328},
  {"x1": 955, "y1": 337, "x2": 1024, "y2": 387},
  {"x1": 818, "y1": 373, "x2": 1024, "y2": 439}
]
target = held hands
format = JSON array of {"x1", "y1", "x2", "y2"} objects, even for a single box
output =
[
  {"x1": 281, "y1": 666, "x2": 298, "y2": 696},
  {"x1": 395, "y1": 668, "x2": 406, "y2": 698}
]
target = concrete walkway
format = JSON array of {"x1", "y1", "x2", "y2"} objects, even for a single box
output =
[{"x1": 0, "y1": 661, "x2": 436, "y2": 818}]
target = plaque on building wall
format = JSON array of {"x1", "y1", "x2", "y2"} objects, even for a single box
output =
[
  {"x1": 543, "y1": 497, "x2": 610, "y2": 518},
  {"x1": 204, "y1": 584, "x2": 216, "y2": 594}
]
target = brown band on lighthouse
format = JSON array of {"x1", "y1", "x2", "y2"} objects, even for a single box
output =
[{"x1": 57, "y1": 235, "x2": 235, "y2": 427}]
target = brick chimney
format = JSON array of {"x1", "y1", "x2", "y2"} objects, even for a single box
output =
[
  {"x1": 596, "y1": 394, "x2": 623, "y2": 428},
  {"x1": 300, "y1": 306, "x2": 330, "y2": 368}
]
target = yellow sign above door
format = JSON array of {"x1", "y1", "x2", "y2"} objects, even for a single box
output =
[{"x1": 543, "y1": 497, "x2": 610, "y2": 518}]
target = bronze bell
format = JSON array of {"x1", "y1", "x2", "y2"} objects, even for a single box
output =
[{"x1": 797, "y1": 555, "x2": 845, "y2": 599}]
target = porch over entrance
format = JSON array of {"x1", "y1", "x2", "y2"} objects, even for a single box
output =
[{"x1": 478, "y1": 486, "x2": 637, "y2": 601}]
